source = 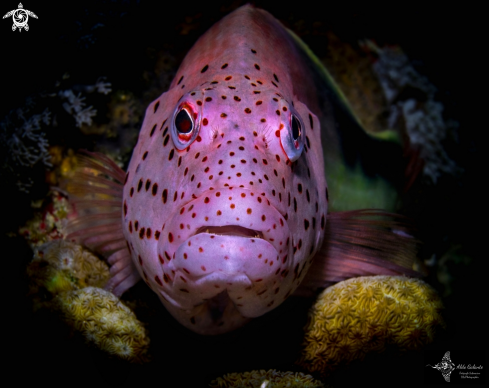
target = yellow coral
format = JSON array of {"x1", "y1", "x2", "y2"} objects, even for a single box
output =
[
  {"x1": 298, "y1": 276, "x2": 444, "y2": 376},
  {"x1": 55, "y1": 287, "x2": 149, "y2": 363},
  {"x1": 27, "y1": 240, "x2": 110, "y2": 294},
  {"x1": 209, "y1": 369, "x2": 325, "y2": 388}
]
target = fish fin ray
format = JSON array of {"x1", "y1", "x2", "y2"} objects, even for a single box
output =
[
  {"x1": 298, "y1": 209, "x2": 422, "y2": 292},
  {"x1": 104, "y1": 249, "x2": 141, "y2": 297},
  {"x1": 63, "y1": 151, "x2": 139, "y2": 295}
]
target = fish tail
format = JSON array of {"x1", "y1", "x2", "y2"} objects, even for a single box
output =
[
  {"x1": 298, "y1": 210, "x2": 423, "y2": 294},
  {"x1": 62, "y1": 150, "x2": 140, "y2": 296}
]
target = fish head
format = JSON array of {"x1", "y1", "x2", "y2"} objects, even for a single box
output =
[{"x1": 123, "y1": 11, "x2": 327, "y2": 335}]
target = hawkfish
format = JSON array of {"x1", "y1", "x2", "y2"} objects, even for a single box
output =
[{"x1": 65, "y1": 5, "x2": 420, "y2": 335}]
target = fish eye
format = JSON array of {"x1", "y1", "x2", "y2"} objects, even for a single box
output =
[
  {"x1": 291, "y1": 115, "x2": 301, "y2": 140},
  {"x1": 279, "y1": 109, "x2": 305, "y2": 162},
  {"x1": 171, "y1": 102, "x2": 200, "y2": 150},
  {"x1": 175, "y1": 108, "x2": 193, "y2": 134}
]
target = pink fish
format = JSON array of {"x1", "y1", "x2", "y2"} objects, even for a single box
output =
[{"x1": 66, "y1": 5, "x2": 419, "y2": 334}]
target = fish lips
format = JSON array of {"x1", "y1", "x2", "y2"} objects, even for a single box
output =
[{"x1": 159, "y1": 188, "x2": 293, "y2": 318}]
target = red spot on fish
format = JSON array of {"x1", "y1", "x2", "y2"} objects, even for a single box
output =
[
  {"x1": 203, "y1": 118, "x2": 208, "y2": 126},
  {"x1": 201, "y1": 64, "x2": 209, "y2": 73},
  {"x1": 155, "y1": 276, "x2": 163, "y2": 286},
  {"x1": 201, "y1": 265, "x2": 206, "y2": 271},
  {"x1": 168, "y1": 233, "x2": 174, "y2": 243},
  {"x1": 153, "y1": 101, "x2": 160, "y2": 112}
]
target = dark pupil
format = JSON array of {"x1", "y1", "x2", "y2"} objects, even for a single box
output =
[
  {"x1": 175, "y1": 109, "x2": 193, "y2": 134},
  {"x1": 291, "y1": 116, "x2": 301, "y2": 140}
]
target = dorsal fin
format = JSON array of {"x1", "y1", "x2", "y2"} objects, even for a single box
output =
[
  {"x1": 62, "y1": 151, "x2": 140, "y2": 296},
  {"x1": 298, "y1": 210, "x2": 422, "y2": 295}
]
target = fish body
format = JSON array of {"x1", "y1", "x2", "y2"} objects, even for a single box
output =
[
  {"x1": 66, "y1": 5, "x2": 418, "y2": 335},
  {"x1": 123, "y1": 6, "x2": 327, "y2": 334}
]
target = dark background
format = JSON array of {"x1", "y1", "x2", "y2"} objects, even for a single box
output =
[{"x1": 3, "y1": 1, "x2": 483, "y2": 387}]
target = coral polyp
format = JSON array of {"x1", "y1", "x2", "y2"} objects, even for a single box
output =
[
  {"x1": 26, "y1": 240, "x2": 110, "y2": 309},
  {"x1": 298, "y1": 276, "x2": 444, "y2": 376},
  {"x1": 25, "y1": 240, "x2": 149, "y2": 362},
  {"x1": 55, "y1": 287, "x2": 149, "y2": 363}
]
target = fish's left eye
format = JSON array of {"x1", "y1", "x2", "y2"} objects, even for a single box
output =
[
  {"x1": 291, "y1": 115, "x2": 301, "y2": 140},
  {"x1": 171, "y1": 103, "x2": 200, "y2": 150},
  {"x1": 279, "y1": 110, "x2": 305, "y2": 162}
]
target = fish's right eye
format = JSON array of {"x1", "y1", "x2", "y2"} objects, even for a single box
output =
[
  {"x1": 171, "y1": 103, "x2": 200, "y2": 150},
  {"x1": 175, "y1": 109, "x2": 193, "y2": 134}
]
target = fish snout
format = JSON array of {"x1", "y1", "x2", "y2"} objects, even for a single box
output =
[{"x1": 158, "y1": 188, "x2": 295, "y2": 317}]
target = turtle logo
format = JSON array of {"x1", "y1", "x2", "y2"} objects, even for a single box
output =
[
  {"x1": 3, "y1": 3, "x2": 37, "y2": 32},
  {"x1": 427, "y1": 351, "x2": 456, "y2": 382}
]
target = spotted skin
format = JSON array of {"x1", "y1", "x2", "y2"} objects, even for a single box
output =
[{"x1": 123, "y1": 5, "x2": 327, "y2": 334}]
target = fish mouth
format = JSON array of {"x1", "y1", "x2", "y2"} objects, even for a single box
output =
[{"x1": 194, "y1": 225, "x2": 264, "y2": 239}]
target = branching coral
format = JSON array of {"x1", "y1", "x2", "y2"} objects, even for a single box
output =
[
  {"x1": 0, "y1": 76, "x2": 112, "y2": 192},
  {"x1": 297, "y1": 276, "x2": 444, "y2": 376},
  {"x1": 362, "y1": 41, "x2": 461, "y2": 182},
  {"x1": 55, "y1": 287, "x2": 149, "y2": 363},
  {"x1": 209, "y1": 369, "x2": 325, "y2": 388}
]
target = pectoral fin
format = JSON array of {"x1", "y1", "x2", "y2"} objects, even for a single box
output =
[
  {"x1": 297, "y1": 209, "x2": 422, "y2": 295},
  {"x1": 62, "y1": 151, "x2": 140, "y2": 296}
]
